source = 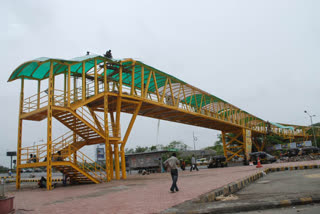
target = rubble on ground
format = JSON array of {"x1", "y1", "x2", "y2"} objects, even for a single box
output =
[{"x1": 280, "y1": 155, "x2": 320, "y2": 162}]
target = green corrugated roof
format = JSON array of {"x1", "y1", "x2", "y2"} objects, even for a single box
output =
[
  {"x1": 8, "y1": 55, "x2": 111, "y2": 82},
  {"x1": 8, "y1": 54, "x2": 268, "y2": 128}
]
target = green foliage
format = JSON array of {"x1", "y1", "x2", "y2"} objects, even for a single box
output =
[
  {"x1": 271, "y1": 150, "x2": 282, "y2": 158},
  {"x1": 126, "y1": 140, "x2": 189, "y2": 155},
  {"x1": 203, "y1": 135, "x2": 224, "y2": 155},
  {"x1": 266, "y1": 134, "x2": 285, "y2": 145},
  {"x1": 214, "y1": 145, "x2": 224, "y2": 155},
  {"x1": 0, "y1": 165, "x2": 9, "y2": 173},
  {"x1": 125, "y1": 148, "x2": 135, "y2": 154},
  {"x1": 164, "y1": 141, "x2": 188, "y2": 150},
  {"x1": 135, "y1": 146, "x2": 148, "y2": 153},
  {"x1": 150, "y1": 145, "x2": 157, "y2": 151}
]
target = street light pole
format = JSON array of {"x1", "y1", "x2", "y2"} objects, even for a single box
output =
[
  {"x1": 193, "y1": 131, "x2": 197, "y2": 150},
  {"x1": 304, "y1": 110, "x2": 317, "y2": 148}
]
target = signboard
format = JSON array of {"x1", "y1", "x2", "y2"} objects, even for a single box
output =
[
  {"x1": 96, "y1": 148, "x2": 105, "y2": 161},
  {"x1": 289, "y1": 143, "x2": 296, "y2": 149},
  {"x1": 245, "y1": 129, "x2": 252, "y2": 160},
  {"x1": 7, "y1": 151, "x2": 16, "y2": 156},
  {"x1": 304, "y1": 141, "x2": 312, "y2": 147},
  {"x1": 274, "y1": 144, "x2": 282, "y2": 150}
]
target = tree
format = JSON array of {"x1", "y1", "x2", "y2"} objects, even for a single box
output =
[
  {"x1": 150, "y1": 145, "x2": 157, "y2": 151},
  {"x1": 265, "y1": 134, "x2": 285, "y2": 145},
  {"x1": 135, "y1": 146, "x2": 148, "y2": 153},
  {"x1": 164, "y1": 141, "x2": 189, "y2": 151},
  {"x1": 125, "y1": 148, "x2": 134, "y2": 154},
  {"x1": 203, "y1": 135, "x2": 224, "y2": 155}
]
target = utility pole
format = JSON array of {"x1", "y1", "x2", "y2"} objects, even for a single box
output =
[
  {"x1": 193, "y1": 132, "x2": 197, "y2": 150},
  {"x1": 304, "y1": 110, "x2": 317, "y2": 148}
]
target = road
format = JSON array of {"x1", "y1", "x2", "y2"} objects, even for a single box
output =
[
  {"x1": 239, "y1": 204, "x2": 320, "y2": 214},
  {"x1": 163, "y1": 168, "x2": 320, "y2": 213}
]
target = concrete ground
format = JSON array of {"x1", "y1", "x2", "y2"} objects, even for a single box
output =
[
  {"x1": 164, "y1": 168, "x2": 320, "y2": 213},
  {"x1": 238, "y1": 204, "x2": 320, "y2": 214},
  {"x1": 6, "y1": 160, "x2": 320, "y2": 214}
]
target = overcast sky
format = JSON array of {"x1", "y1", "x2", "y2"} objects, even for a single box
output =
[{"x1": 1, "y1": 0, "x2": 319, "y2": 167}]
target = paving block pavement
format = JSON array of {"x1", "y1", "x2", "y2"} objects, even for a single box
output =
[{"x1": 8, "y1": 160, "x2": 320, "y2": 214}]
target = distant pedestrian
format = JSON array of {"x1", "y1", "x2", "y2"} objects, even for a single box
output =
[
  {"x1": 27, "y1": 154, "x2": 33, "y2": 163},
  {"x1": 190, "y1": 154, "x2": 199, "y2": 171},
  {"x1": 180, "y1": 160, "x2": 186, "y2": 171},
  {"x1": 164, "y1": 153, "x2": 180, "y2": 193},
  {"x1": 8, "y1": 170, "x2": 12, "y2": 176}
]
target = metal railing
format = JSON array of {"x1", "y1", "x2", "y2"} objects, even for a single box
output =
[
  {"x1": 21, "y1": 77, "x2": 308, "y2": 138},
  {"x1": 76, "y1": 105, "x2": 118, "y2": 137},
  {"x1": 65, "y1": 144, "x2": 106, "y2": 182},
  {"x1": 19, "y1": 132, "x2": 106, "y2": 182}
]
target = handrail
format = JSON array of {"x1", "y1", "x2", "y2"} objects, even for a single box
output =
[
  {"x1": 65, "y1": 144, "x2": 106, "y2": 182},
  {"x1": 76, "y1": 105, "x2": 116, "y2": 137},
  {"x1": 21, "y1": 77, "x2": 312, "y2": 139},
  {"x1": 20, "y1": 131, "x2": 106, "y2": 182}
]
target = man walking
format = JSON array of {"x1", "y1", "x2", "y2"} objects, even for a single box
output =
[
  {"x1": 164, "y1": 153, "x2": 180, "y2": 193},
  {"x1": 190, "y1": 154, "x2": 199, "y2": 171}
]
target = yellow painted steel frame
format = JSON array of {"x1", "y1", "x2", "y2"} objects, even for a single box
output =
[
  {"x1": 46, "y1": 61, "x2": 54, "y2": 190},
  {"x1": 13, "y1": 56, "x2": 318, "y2": 190},
  {"x1": 16, "y1": 79, "x2": 24, "y2": 189},
  {"x1": 222, "y1": 130, "x2": 245, "y2": 162},
  {"x1": 120, "y1": 101, "x2": 142, "y2": 179}
]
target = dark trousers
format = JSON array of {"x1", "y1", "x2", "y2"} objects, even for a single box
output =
[
  {"x1": 170, "y1": 169, "x2": 179, "y2": 191},
  {"x1": 190, "y1": 164, "x2": 199, "y2": 171}
]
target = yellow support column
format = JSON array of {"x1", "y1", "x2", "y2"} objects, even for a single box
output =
[
  {"x1": 37, "y1": 80, "x2": 40, "y2": 109},
  {"x1": 222, "y1": 131, "x2": 228, "y2": 161},
  {"x1": 131, "y1": 61, "x2": 135, "y2": 95},
  {"x1": 16, "y1": 79, "x2": 24, "y2": 189},
  {"x1": 82, "y1": 62, "x2": 86, "y2": 101},
  {"x1": 114, "y1": 63, "x2": 122, "y2": 180},
  {"x1": 103, "y1": 61, "x2": 111, "y2": 182},
  {"x1": 120, "y1": 143, "x2": 126, "y2": 179},
  {"x1": 46, "y1": 61, "x2": 54, "y2": 190},
  {"x1": 109, "y1": 144, "x2": 114, "y2": 180},
  {"x1": 120, "y1": 101, "x2": 142, "y2": 179},
  {"x1": 114, "y1": 142, "x2": 120, "y2": 180},
  {"x1": 67, "y1": 65, "x2": 71, "y2": 107},
  {"x1": 104, "y1": 95, "x2": 111, "y2": 181},
  {"x1": 73, "y1": 132, "x2": 77, "y2": 164},
  {"x1": 110, "y1": 112, "x2": 116, "y2": 137},
  {"x1": 115, "y1": 61, "x2": 122, "y2": 180},
  {"x1": 73, "y1": 75, "x2": 77, "y2": 102},
  {"x1": 63, "y1": 73, "x2": 66, "y2": 106},
  {"x1": 94, "y1": 59, "x2": 98, "y2": 95}
]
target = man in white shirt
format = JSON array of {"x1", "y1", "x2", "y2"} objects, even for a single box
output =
[
  {"x1": 190, "y1": 154, "x2": 199, "y2": 171},
  {"x1": 164, "y1": 153, "x2": 180, "y2": 193}
]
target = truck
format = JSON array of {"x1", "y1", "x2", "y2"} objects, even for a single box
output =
[{"x1": 125, "y1": 151, "x2": 169, "y2": 173}]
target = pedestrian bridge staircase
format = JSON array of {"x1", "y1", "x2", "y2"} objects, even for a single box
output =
[{"x1": 20, "y1": 131, "x2": 106, "y2": 184}]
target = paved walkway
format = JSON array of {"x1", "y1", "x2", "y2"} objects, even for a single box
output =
[{"x1": 8, "y1": 160, "x2": 320, "y2": 214}]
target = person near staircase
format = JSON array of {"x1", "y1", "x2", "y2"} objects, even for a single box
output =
[
  {"x1": 190, "y1": 154, "x2": 199, "y2": 171},
  {"x1": 164, "y1": 153, "x2": 180, "y2": 193}
]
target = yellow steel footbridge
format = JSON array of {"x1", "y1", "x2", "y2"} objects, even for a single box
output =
[{"x1": 8, "y1": 54, "x2": 318, "y2": 190}]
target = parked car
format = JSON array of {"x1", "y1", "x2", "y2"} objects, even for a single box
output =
[
  {"x1": 207, "y1": 155, "x2": 227, "y2": 168},
  {"x1": 197, "y1": 158, "x2": 208, "y2": 164},
  {"x1": 21, "y1": 168, "x2": 33, "y2": 173},
  {"x1": 249, "y1": 152, "x2": 276, "y2": 164},
  {"x1": 301, "y1": 147, "x2": 319, "y2": 155}
]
